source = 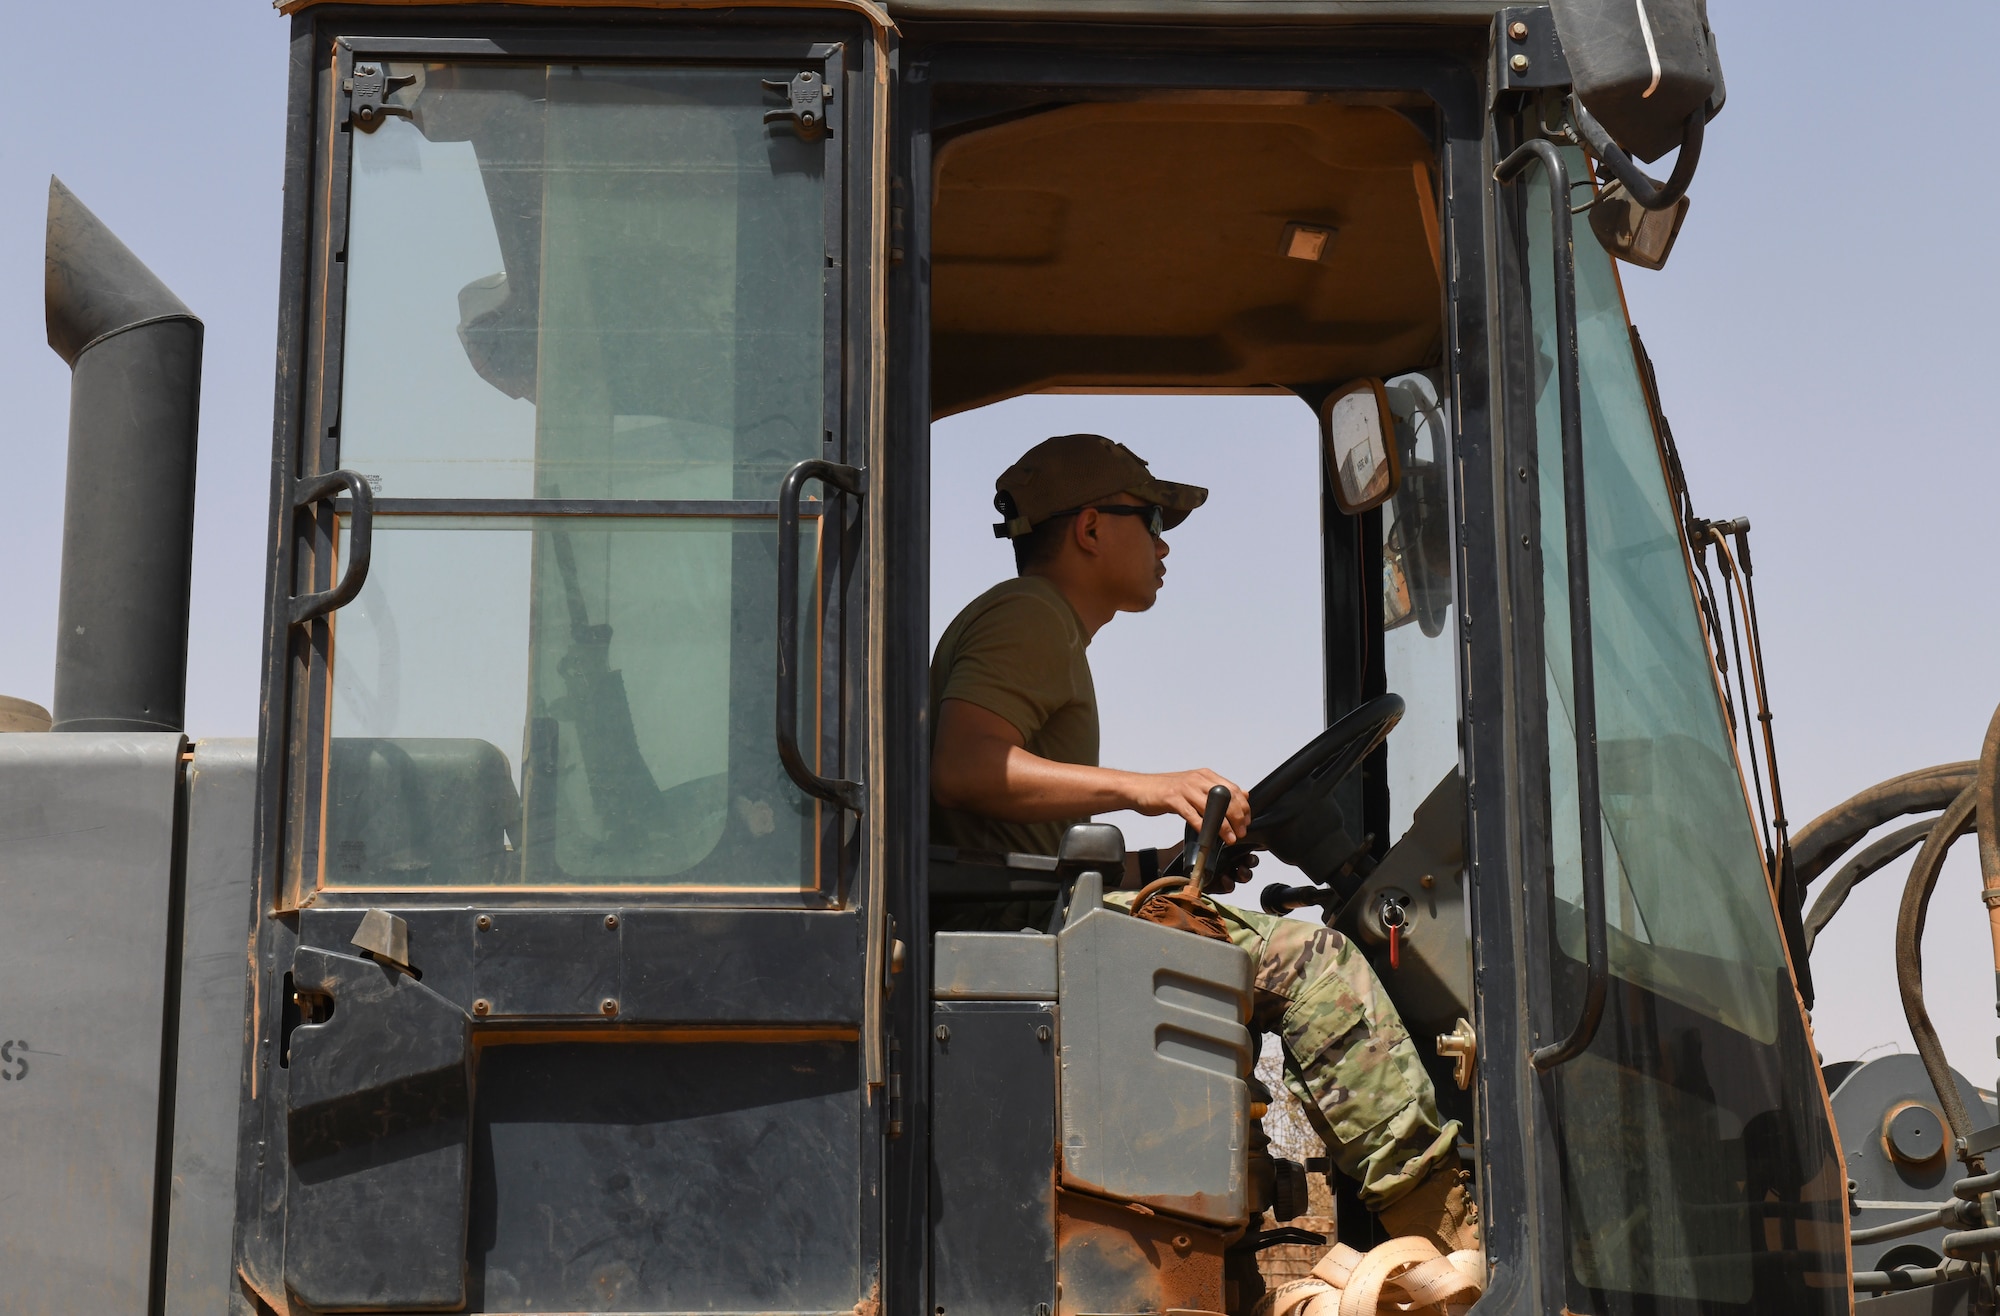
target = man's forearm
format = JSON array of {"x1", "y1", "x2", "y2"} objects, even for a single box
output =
[{"x1": 935, "y1": 738, "x2": 1145, "y2": 822}]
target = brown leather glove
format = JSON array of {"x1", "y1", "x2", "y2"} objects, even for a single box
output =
[
  {"x1": 1129, "y1": 877, "x2": 1233, "y2": 943},
  {"x1": 1375, "y1": 1166, "x2": 1481, "y2": 1255}
]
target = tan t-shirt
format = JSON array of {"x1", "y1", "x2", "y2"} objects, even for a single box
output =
[{"x1": 929, "y1": 576, "x2": 1098, "y2": 857}]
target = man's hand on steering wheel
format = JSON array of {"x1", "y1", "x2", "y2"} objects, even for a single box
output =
[{"x1": 1128, "y1": 768, "x2": 1252, "y2": 843}]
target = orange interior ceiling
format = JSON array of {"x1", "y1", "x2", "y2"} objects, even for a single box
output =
[{"x1": 930, "y1": 98, "x2": 1444, "y2": 418}]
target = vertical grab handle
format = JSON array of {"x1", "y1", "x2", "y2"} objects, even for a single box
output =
[
  {"x1": 1495, "y1": 139, "x2": 1609, "y2": 1071},
  {"x1": 777, "y1": 458, "x2": 868, "y2": 813},
  {"x1": 289, "y1": 470, "x2": 375, "y2": 626}
]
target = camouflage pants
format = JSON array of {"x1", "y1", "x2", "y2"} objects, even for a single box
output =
[{"x1": 1105, "y1": 894, "x2": 1461, "y2": 1209}]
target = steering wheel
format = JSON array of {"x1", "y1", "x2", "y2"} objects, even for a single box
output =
[{"x1": 1242, "y1": 693, "x2": 1405, "y2": 885}]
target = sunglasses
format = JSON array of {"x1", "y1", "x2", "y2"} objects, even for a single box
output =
[{"x1": 1077, "y1": 503, "x2": 1166, "y2": 537}]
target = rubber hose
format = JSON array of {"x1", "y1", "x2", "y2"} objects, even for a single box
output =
[
  {"x1": 1853, "y1": 1267, "x2": 1956, "y2": 1293},
  {"x1": 1803, "y1": 816, "x2": 1945, "y2": 952},
  {"x1": 1794, "y1": 762, "x2": 1977, "y2": 888},
  {"x1": 1895, "y1": 782, "x2": 1983, "y2": 1166},
  {"x1": 1942, "y1": 1226, "x2": 2000, "y2": 1260}
]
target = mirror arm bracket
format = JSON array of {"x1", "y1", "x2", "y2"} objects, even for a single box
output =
[{"x1": 1570, "y1": 97, "x2": 1704, "y2": 212}]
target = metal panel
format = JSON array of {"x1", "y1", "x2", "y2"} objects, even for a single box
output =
[
  {"x1": 284, "y1": 945, "x2": 474, "y2": 1311},
  {"x1": 296, "y1": 906, "x2": 866, "y2": 1024},
  {"x1": 1053, "y1": 1188, "x2": 1230, "y2": 1316},
  {"x1": 934, "y1": 931, "x2": 1057, "y2": 999},
  {"x1": 469, "y1": 1040, "x2": 865, "y2": 1312},
  {"x1": 1832, "y1": 1055, "x2": 1996, "y2": 1274},
  {"x1": 1055, "y1": 906, "x2": 1253, "y2": 1226},
  {"x1": 163, "y1": 739, "x2": 258, "y2": 1315},
  {"x1": 621, "y1": 908, "x2": 867, "y2": 1022},
  {"x1": 0, "y1": 732, "x2": 184, "y2": 1314},
  {"x1": 931, "y1": 1003, "x2": 1057, "y2": 1316}
]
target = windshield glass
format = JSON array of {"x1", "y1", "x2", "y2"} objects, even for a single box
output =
[{"x1": 1523, "y1": 147, "x2": 1845, "y2": 1314}]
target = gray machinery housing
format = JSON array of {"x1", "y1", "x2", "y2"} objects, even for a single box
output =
[{"x1": 931, "y1": 880, "x2": 1256, "y2": 1316}]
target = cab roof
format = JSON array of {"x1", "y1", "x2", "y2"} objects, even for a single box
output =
[{"x1": 277, "y1": 0, "x2": 1507, "y2": 23}]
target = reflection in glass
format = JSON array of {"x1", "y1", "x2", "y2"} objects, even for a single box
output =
[
  {"x1": 338, "y1": 63, "x2": 826, "y2": 500},
  {"x1": 1523, "y1": 150, "x2": 1845, "y2": 1314},
  {"x1": 325, "y1": 517, "x2": 818, "y2": 888},
  {"x1": 1378, "y1": 371, "x2": 1458, "y2": 841}
]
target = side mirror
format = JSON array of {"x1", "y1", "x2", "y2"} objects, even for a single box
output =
[
  {"x1": 1589, "y1": 180, "x2": 1691, "y2": 270},
  {"x1": 1321, "y1": 378, "x2": 1400, "y2": 515}
]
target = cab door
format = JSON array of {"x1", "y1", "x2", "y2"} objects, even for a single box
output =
[
  {"x1": 1490, "y1": 97, "x2": 1850, "y2": 1316},
  {"x1": 239, "y1": 12, "x2": 890, "y2": 1312}
]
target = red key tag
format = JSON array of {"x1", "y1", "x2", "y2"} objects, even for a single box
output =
[{"x1": 1388, "y1": 921, "x2": 1402, "y2": 970}]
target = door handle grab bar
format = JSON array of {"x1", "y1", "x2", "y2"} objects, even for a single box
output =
[
  {"x1": 777, "y1": 458, "x2": 867, "y2": 813},
  {"x1": 1495, "y1": 139, "x2": 1609, "y2": 1071},
  {"x1": 289, "y1": 469, "x2": 375, "y2": 626}
]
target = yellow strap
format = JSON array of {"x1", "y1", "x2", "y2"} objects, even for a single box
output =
[
  {"x1": 1260, "y1": 1278, "x2": 1334, "y2": 1316},
  {"x1": 1309, "y1": 1243, "x2": 1367, "y2": 1290},
  {"x1": 1336, "y1": 1238, "x2": 1442, "y2": 1316},
  {"x1": 1390, "y1": 1255, "x2": 1481, "y2": 1309},
  {"x1": 1295, "y1": 1238, "x2": 1485, "y2": 1316}
]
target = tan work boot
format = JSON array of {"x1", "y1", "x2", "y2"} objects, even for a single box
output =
[{"x1": 1375, "y1": 1166, "x2": 1481, "y2": 1255}]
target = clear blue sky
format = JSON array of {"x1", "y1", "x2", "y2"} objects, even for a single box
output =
[{"x1": 4, "y1": 2, "x2": 1995, "y2": 1074}]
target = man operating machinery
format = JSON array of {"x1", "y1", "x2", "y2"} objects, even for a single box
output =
[{"x1": 927, "y1": 433, "x2": 1477, "y2": 1254}]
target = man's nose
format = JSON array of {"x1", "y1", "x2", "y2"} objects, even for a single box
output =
[{"x1": 1156, "y1": 536, "x2": 1170, "y2": 560}]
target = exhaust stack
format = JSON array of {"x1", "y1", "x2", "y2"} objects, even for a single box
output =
[{"x1": 44, "y1": 178, "x2": 203, "y2": 733}]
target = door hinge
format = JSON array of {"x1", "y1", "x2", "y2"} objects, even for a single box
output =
[
  {"x1": 344, "y1": 61, "x2": 417, "y2": 130},
  {"x1": 885, "y1": 1034, "x2": 904, "y2": 1138},
  {"x1": 889, "y1": 177, "x2": 907, "y2": 266},
  {"x1": 764, "y1": 70, "x2": 832, "y2": 140}
]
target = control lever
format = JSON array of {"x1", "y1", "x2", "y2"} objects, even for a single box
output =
[{"x1": 1187, "y1": 785, "x2": 1232, "y2": 897}]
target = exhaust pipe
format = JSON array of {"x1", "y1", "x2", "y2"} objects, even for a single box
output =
[{"x1": 44, "y1": 177, "x2": 203, "y2": 733}]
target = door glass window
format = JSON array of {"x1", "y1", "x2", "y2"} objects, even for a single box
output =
[
  {"x1": 1379, "y1": 370, "x2": 1459, "y2": 836},
  {"x1": 338, "y1": 64, "x2": 826, "y2": 499},
  {"x1": 1523, "y1": 148, "x2": 1845, "y2": 1313},
  {"x1": 327, "y1": 516, "x2": 817, "y2": 887},
  {"x1": 317, "y1": 58, "x2": 841, "y2": 891}
]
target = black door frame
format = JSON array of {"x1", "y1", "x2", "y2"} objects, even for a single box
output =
[
  {"x1": 885, "y1": 25, "x2": 1566, "y2": 1316},
  {"x1": 240, "y1": 9, "x2": 891, "y2": 1309}
]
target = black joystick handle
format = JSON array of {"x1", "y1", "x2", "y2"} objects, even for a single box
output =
[{"x1": 1187, "y1": 785, "x2": 1232, "y2": 896}]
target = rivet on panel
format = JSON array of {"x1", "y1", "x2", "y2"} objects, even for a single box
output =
[
  {"x1": 1036, "y1": 1024, "x2": 1052, "y2": 1043},
  {"x1": 601, "y1": 998, "x2": 620, "y2": 1017},
  {"x1": 604, "y1": 914, "x2": 619, "y2": 930},
  {"x1": 476, "y1": 914, "x2": 491, "y2": 930},
  {"x1": 935, "y1": 1024, "x2": 950, "y2": 1043},
  {"x1": 473, "y1": 998, "x2": 491, "y2": 1016}
]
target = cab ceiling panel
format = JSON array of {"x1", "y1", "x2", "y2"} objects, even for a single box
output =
[{"x1": 930, "y1": 100, "x2": 1443, "y2": 416}]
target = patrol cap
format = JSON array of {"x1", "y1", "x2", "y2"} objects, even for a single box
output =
[{"x1": 992, "y1": 434, "x2": 1208, "y2": 539}]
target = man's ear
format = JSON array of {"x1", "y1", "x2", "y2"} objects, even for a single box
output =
[{"x1": 1070, "y1": 507, "x2": 1103, "y2": 558}]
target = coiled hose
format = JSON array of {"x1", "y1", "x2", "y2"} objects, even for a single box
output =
[{"x1": 1892, "y1": 701, "x2": 2000, "y2": 1170}]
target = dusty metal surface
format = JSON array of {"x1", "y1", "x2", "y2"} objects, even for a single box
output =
[
  {"x1": 1058, "y1": 905, "x2": 1254, "y2": 1226},
  {"x1": 0, "y1": 732, "x2": 185, "y2": 1314},
  {"x1": 932, "y1": 1002, "x2": 1059, "y2": 1316},
  {"x1": 934, "y1": 930, "x2": 1058, "y2": 999},
  {"x1": 162, "y1": 740, "x2": 258, "y2": 1315},
  {"x1": 1055, "y1": 1189, "x2": 1230, "y2": 1316}
]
